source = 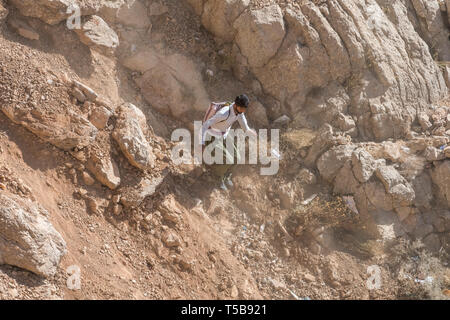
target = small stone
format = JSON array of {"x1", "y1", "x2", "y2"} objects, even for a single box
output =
[
  {"x1": 71, "y1": 87, "x2": 87, "y2": 103},
  {"x1": 87, "y1": 198, "x2": 99, "y2": 215},
  {"x1": 113, "y1": 204, "x2": 122, "y2": 215},
  {"x1": 303, "y1": 273, "x2": 316, "y2": 283},
  {"x1": 162, "y1": 231, "x2": 181, "y2": 248},
  {"x1": 82, "y1": 171, "x2": 95, "y2": 186},
  {"x1": 230, "y1": 285, "x2": 239, "y2": 298},
  {"x1": 112, "y1": 194, "x2": 121, "y2": 204}
]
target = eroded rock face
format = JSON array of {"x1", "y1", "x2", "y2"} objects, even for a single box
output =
[
  {"x1": 0, "y1": 193, "x2": 67, "y2": 277},
  {"x1": 186, "y1": 0, "x2": 447, "y2": 141},
  {"x1": 112, "y1": 103, "x2": 155, "y2": 170}
]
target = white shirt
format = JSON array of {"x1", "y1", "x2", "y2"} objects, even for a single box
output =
[{"x1": 201, "y1": 103, "x2": 251, "y2": 145}]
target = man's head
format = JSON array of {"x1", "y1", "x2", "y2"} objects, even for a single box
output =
[{"x1": 235, "y1": 94, "x2": 249, "y2": 114}]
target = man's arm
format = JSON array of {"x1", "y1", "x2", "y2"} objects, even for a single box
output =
[{"x1": 238, "y1": 114, "x2": 257, "y2": 136}]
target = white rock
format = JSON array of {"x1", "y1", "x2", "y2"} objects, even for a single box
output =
[{"x1": 0, "y1": 193, "x2": 67, "y2": 277}]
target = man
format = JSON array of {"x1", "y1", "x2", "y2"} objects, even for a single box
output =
[{"x1": 200, "y1": 94, "x2": 257, "y2": 190}]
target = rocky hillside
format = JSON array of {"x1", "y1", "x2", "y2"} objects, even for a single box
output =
[{"x1": 0, "y1": 0, "x2": 449, "y2": 299}]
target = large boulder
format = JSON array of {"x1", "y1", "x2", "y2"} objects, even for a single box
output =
[
  {"x1": 135, "y1": 54, "x2": 209, "y2": 119},
  {"x1": 74, "y1": 15, "x2": 119, "y2": 55},
  {"x1": 201, "y1": 0, "x2": 249, "y2": 42},
  {"x1": 112, "y1": 103, "x2": 155, "y2": 170},
  {"x1": 233, "y1": 4, "x2": 285, "y2": 68},
  {"x1": 0, "y1": 193, "x2": 67, "y2": 277},
  {"x1": 1, "y1": 104, "x2": 97, "y2": 151}
]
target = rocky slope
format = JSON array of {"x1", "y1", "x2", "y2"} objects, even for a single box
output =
[{"x1": 0, "y1": 0, "x2": 449, "y2": 300}]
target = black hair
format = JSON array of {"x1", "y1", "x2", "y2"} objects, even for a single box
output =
[{"x1": 235, "y1": 94, "x2": 250, "y2": 108}]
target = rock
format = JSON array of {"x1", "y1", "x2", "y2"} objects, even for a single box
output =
[
  {"x1": 364, "y1": 181, "x2": 394, "y2": 212},
  {"x1": 424, "y1": 146, "x2": 445, "y2": 161},
  {"x1": 352, "y1": 148, "x2": 378, "y2": 183},
  {"x1": 82, "y1": 171, "x2": 95, "y2": 186},
  {"x1": 0, "y1": 3, "x2": 8, "y2": 21},
  {"x1": 86, "y1": 197, "x2": 99, "y2": 215},
  {"x1": 395, "y1": 207, "x2": 413, "y2": 221},
  {"x1": 317, "y1": 144, "x2": 356, "y2": 182},
  {"x1": 112, "y1": 103, "x2": 155, "y2": 170},
  {"x1": 0, "y1": 193, "x2": 67, "y2": 277},
  {"x1": 230, "y1": 285, "x2": 239, "y2": 298},
  {"x1": 335, "y1": 113, "x2": 356, "y2": 132},
  {"x1": 120, "y1": 170, "x2": 167, "y2": 208},
  {"x1": 333, "y1": 161, "x2": 360, "y2": 195},
  {"x1": 431, "y1": 160, "x2": 450, "y2": 208},
  {"x1": 112, "y1": 194, "x2": 121, "y2": 204},
  {"x1": 273, "y1": 115, "x2": 291, "y2": 126},
  {"x1": 444, "y1": 66, "x2": 450, "y2": 89},
  {"x1": 247, "y1": 100, "x2": 269, "y2": 127},
  {"x1": 423, "y1": 233, "x2": 441, "y2": 253},
  {"x1": 71, "y1": 87, "x2": 87, "y2": 103},
  {"x1": 159, "y1": 195, "x2": 182, "y2": 224},
  {"x1": 135, "y1": 53, "x2": 210, "y2": 119},
  {"x1": 162, "y1": 231, "x2": 181, "y2": 248},
  {"x1": 412, "y1": 172, "x2": 433, "y2": 208},
  {"x1": 445, "y1": 146, "x2": 450, "y2": 158},
  {"x1": 113, "y1": 204, "x2": 122, "y2": 215},
  {"x1": 201, "y1": 0, "x2": 249, "y2": 42},
  {"x1": 89, "y1": 105, "x2": 112, "y2": 130},
  {"x1": 149, "y1": 2, "x2": 168, "y2": 16},
  {"x1": 1, "y1": 103, "x2": 97, "y2": 151},
  {"x1": 74, "y1": 15, "x2": 119, "y2": 55},
  {"x1": 86, "y1": 153, "x2": 121, "y2": 190},
  {"x1": 117, "y1": 0, "x2": 150, "y2": 28},
  {"x1": 8, "y1": 17, "x2": 40, "y2": 40},
  {"x1": 9, "y1": 0, "x2": 79, "y2": 25},
  {"x1": 233, "y1": 4, "x2": 285, "y2": 68},
  {"x1": 72, "y1": 80, "x2": 98, "y2": 102},
  {"x1": 375, "y1": 165, "x2": 415, "y2": 206},
  {"x1": 418, "y1": 112, "x2": 432, "y2": 131}
]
